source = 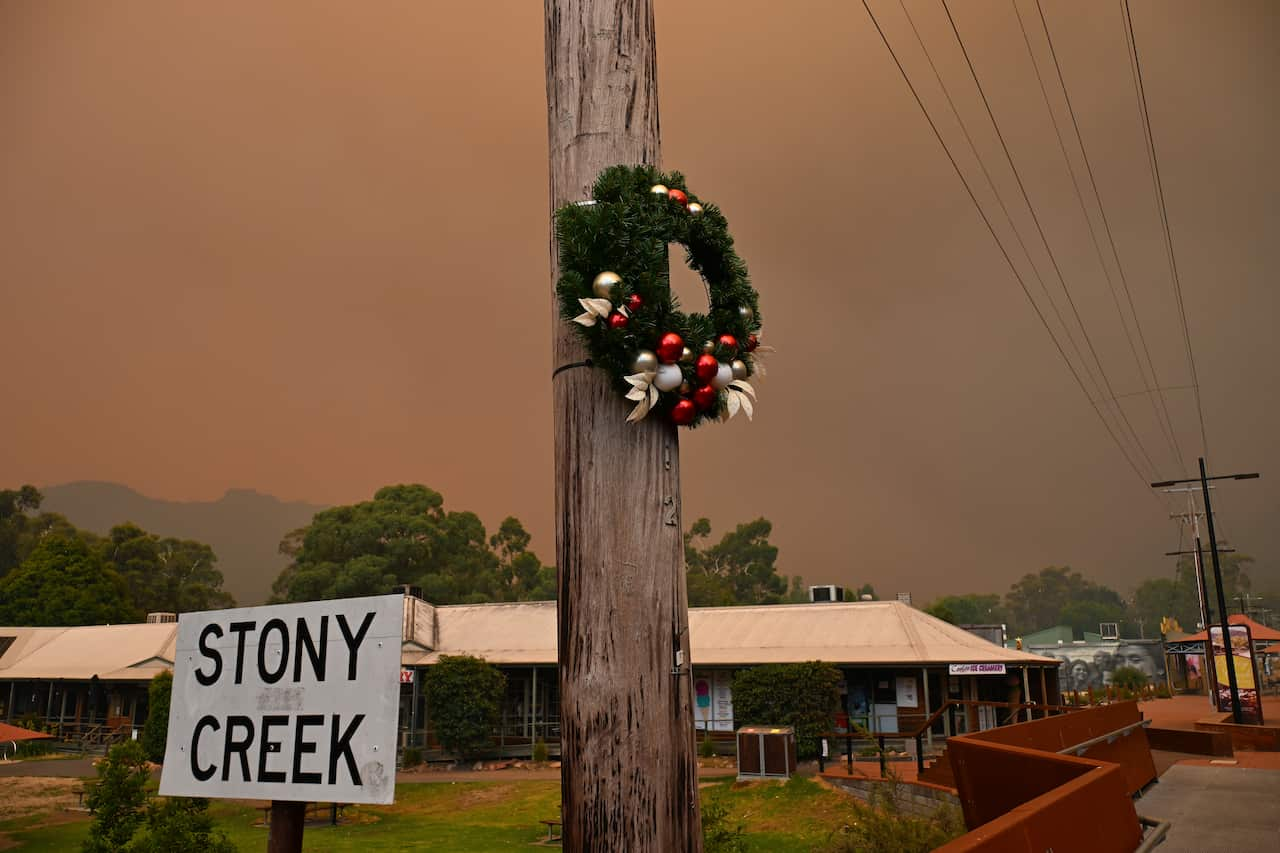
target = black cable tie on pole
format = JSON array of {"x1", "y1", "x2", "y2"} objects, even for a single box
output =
[{"x1": 552, "y1": 359, "x2": 593, "y2": 379}]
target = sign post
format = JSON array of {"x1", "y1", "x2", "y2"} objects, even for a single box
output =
[{"x1": 160, "y1": 594, "x2": 404, "y2": 851}]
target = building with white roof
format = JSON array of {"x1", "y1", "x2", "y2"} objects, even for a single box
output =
[{"x1": 1, "y1": 595, "x2": 1059, "y2": 751}]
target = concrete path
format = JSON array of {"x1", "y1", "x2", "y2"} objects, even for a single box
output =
[{"x1": 1137, "y1": 764, "x2": 1280, "y2": 852}]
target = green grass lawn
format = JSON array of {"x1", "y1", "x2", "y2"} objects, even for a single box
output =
[{"x1": 0, "y1": 776, "x2": 872, "y2": 852}]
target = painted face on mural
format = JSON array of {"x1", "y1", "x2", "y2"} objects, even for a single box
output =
[{"x1": 1116, "y1": 644, "x2": 1160, "y2": 680}]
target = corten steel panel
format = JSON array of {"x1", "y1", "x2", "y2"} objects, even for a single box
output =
[
  {"x1": 960, "y1": 701, "x2": 1156, "y2": 795},
  {"x1": 1146, "y1": 726, "x2": 1233, "y2": 756},
  {"x1": 936, "y1": 749, "x2": 1141, "y2": 853},
  {"x1": 1194, "y1": 719, "x2": 1280, "y2": 751}
]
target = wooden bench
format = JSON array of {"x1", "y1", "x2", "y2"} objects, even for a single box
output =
[{"x1": 540, "y1": 818, "x2": 562, "y2": 842}]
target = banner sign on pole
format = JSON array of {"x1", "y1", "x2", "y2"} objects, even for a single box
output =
[
  {"x1": 400, "y1": 669, "x2": 415, "y2": 684},
  {"x1": 160, "y1": 594, "x2": 403, "y2": 804},
  {"x1": 1209, "y1": 624, "x2": 1264, "y2": 725}
]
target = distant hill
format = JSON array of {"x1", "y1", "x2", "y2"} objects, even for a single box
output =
[{"x1": 41, "y1": 482, "x2": 326, "y2": 606}]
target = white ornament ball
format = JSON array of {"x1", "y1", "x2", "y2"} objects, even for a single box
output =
[
  {"x1": 711, "y1": 362, "x2": 734, "y2": 389},
  {"x1": 654, "y1": 363, "x2": 684, "y2": 392}
]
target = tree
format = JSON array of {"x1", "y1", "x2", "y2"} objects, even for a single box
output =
[
  {"x1": 270, "y1": 485, "x2": 551, "y2": 605},
  {"x1": 731, "y1": 662, "x2": 842, "y2": 759},
  {"x1": 420, "y1": 655, "x2": 506, "y2": 759},
  {"x1": 100, "y1": 524, "x2": 234, "y2": 615},
  {"x1": 0, "y1": 485, "x2": 82, "y2": 579},
  {"x1": 142, "y1": 671, "x2": 172, "y2": 763},
  {"x1": 1003, "y1": 566, "x2": 1124, "y2": 637},
  {"x1": 924, "y1": 594, "x2": 1004, "y2": 626},
  {"x1": 684, "y1": 518, "x2": 797, "y2": 606},
  {"x1": 0, "y1": 535, "x2": 137, "y2": 626},
  {"x1": 83, "y1": 741, "x2": 150, "y2": 853}
]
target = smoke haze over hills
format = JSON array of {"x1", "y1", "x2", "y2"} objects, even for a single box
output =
[{"x1": 41, "y1": 482, "x2": 326, "y2": 606}]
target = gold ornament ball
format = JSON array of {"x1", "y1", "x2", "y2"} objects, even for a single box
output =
[
  {"x1": 738, "y1": 305, "x2": 754, "y2": 324},
  {"x1": 687, "y1": 202, "x2": 704, "y2": 216},
  {"x1": 650, "y1": 184, "x2": 669, "y2": 196},
  {"x1": 592, "y1": 271, "x2": 622, "y2": 300},
  {"x1": 679, "y1": 346, "x2": 695, "y2": 364},
  {"x1": 631, "y1": 349, "x2": 659, "y2": 374},
  {"x1": 701, "y1": 340, "x2": 716, "y2": 355},
  {"x1": 731, "y1": 359, "x2": 749, "y2": 380}
]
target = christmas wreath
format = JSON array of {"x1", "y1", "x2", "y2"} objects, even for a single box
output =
[{"x1": 554, "y1": 165, "x2": 764, "y2": 427}]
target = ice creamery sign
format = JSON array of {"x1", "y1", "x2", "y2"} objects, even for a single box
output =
[{"x1": 160, "y1": 594, "x2": 402, "y2": 804}]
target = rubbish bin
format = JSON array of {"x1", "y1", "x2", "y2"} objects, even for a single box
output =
[{"x1": 736, "y1": 726, "x2": 797, "y2": 781}]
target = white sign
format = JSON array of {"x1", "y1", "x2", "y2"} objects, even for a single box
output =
[
  {"x1": 895, "y1": 675, "x2": 918, "y2": 708},
  {"x1": 711, "y1": 670, "x2": 734, "y2": 732},
  {"x1": 160, "y1": 594, "x2": 403, "y2": 804},
  {"x1": 949, "y1": 663, "x2": 1007, "y2": 676}
]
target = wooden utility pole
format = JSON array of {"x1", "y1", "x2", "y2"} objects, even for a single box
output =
[{"x1": 545, "y1": 2, "x2": 702, "y2": 850}]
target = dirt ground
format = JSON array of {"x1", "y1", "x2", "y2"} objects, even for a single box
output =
[{"x1": 0, "y1": 777, "x2": 83, "y2": 822}]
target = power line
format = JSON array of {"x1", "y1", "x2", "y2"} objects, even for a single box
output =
[
  {"x1": 858, "y1": 0, "x2": 1165, "y2": 499},
  {"x1": 894, "y1": 0, "x2": 1111, "y2": 432},
  {"x1": 939, "y1": 0, "x2": 1169, "y2": 484},
  {"x1": 1022, "y1": 0, "x2": 1187, "y2": 475},
  {"x1": 1120, "y1": 0, "x2": 1211, "y2": 467}
]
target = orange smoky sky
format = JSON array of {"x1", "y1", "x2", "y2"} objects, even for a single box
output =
[{"x1": 2, "y1": 0, "x2": 1277, "y2": 602}]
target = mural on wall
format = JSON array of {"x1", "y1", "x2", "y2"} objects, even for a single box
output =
[{"x1": 1031, "y1": 641, "x2": 1166, "y2": 692}]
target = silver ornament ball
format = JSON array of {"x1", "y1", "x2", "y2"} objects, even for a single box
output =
[
  {"x1": 631, "y1": 349, "x2": 658, "y2": 375},
  {"x1": 701, "y1": 340, "x2": 716, "y2": 355},
  {"x1": 592, "y1": 271, "x2": 622, "y2": 300},
  {"x1": 650, "y1": 184, "x2": 669, "y2": 196},
  {"x1": 679, "y1": 346, "x2": 695, "y2": 364},
  {"x1": 731, "y1": 359, "x2": 749, "y2": 380},
  {"x1": 687, "y1": 202, "x2": 704, "y2": 216},
  {"x1": 738, "y1": 305, "x2": 754, "y2": 324}
]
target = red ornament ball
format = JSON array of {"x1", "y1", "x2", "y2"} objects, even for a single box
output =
[
  {"x1": 668, "y1": 188, "x2": 688, "y2": 206},
  {"x1": 694, "y1": 354, "x2": 719, "y2": 382},
  {"x1": 608, "y1": 312, "x2": 629, "y2": 330},
  {"x1": 745, "y1": 334, "x2": 759, "y2": 352},
  {"x1": 656, "y1": 332, "x2": 685, "y2": 363},
  {"x1": 692, "y1": 384, "x2": 718, "y2": 411},
  {"x1": 671, "y1": 399, "x2": 696, "y2": 425},
  {"x1": 717, "y1": 334, "x2": 739, "y2": 355},
  {"x1": 626, "y1": 293, "x2": 643, "y2": 312}
]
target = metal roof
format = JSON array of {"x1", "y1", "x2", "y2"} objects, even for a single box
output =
[
  {"x1": 0, "y1": 623, "x2": 177, "y2": 681},
  {"x1": 0, "y1": 599, "x2": 1056, "y2": 682},
  {"x1": 405, "y1": 599, "x2": 1058, "y2": 667}
]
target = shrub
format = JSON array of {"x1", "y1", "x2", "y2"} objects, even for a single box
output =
[
  {"x1": 1155, "y1": 683, "x2": 1172, "y2": 699},
  {"x1": 822, "y1": 774, "x2": 965, "y2": 852},
  {"x1": 702, "y1": 798, "x2": 747, "y2": 853},
  {"x1": 1110, "y1": 666, "x2": 1149, "y2": 692},
  {"x1": 125, "y1": 797, "x2": 235, "y2": 853},
  {"x1": 731, "y1": 662, "x2": 841, "y2": 759},
  {"x1": 422, "y1": 655, "x2": 506, "y2": 760},
  {"x1": 532, "y1": 738, "x2": 549, "y2": 764},
  {"x1": 401, "y1": 746, "x2": 423, "y2": 768},
  {"x1": 699, "y1": 733, "x2": 717, "y2": 758},
  {"x1": 83, "y1": 741, "x2": 150, "y2": 853},
  {"x1": 142, "y1": 671, "x2": 172, "y2": 763}
]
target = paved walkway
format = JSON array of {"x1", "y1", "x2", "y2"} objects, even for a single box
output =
[{"x1": 1137, "y1": 764, "x2": 1280, "y2": 852}]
